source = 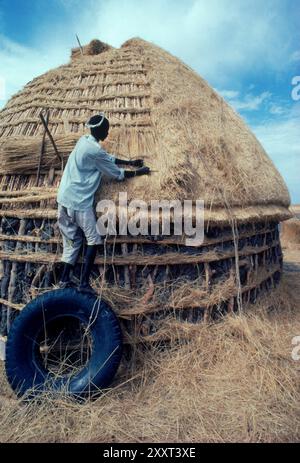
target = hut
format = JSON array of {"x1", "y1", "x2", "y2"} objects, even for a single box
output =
[{"x1": 0, "y1": 38, "x2": 292, "y2": 345}]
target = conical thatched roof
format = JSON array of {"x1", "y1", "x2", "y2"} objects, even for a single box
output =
[{"x1": 0, "y1": 38, "x2": 291, "y2": 224}]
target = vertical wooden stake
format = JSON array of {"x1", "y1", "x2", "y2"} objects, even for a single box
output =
[
  {"x1": 7, "y1": 219, "x2": 27, "y2": 332},
  {"x1": 228, "y1": 297, "x2": 234, "y2": 313},
  {"x1": 121, "y1": 243, "x2": 130, "y2": 289},
  {"x1": 129, "y1": 243, "x2": 138, "y2": 289},
  {"x1": 204, "y1": 262, "x2": 212, "y2": 291}
]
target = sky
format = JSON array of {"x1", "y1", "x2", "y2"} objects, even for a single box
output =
[{"x1": 0, "y1": 0, "x2": 299, "y2": 202}]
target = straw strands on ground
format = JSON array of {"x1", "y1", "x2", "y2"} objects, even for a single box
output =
[{"x1": 0, "y1": 270, "x2": 299, "y2": 443}]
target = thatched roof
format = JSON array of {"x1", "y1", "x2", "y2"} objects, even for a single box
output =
[{"x1": 0, "y1": 38, "x2": 291, "y2": 223}]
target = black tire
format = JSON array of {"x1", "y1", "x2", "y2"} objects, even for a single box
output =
[{"x1": 5, "y1": 288, "x2": 123, "y2": 399}]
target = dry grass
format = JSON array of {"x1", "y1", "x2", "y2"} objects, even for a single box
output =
[
  {"x1": 0, "y1": 134, "x2": 77, "y2": 175},
  {"x1": 0, "y1": 267, "x2": 299, "y2": 443}
]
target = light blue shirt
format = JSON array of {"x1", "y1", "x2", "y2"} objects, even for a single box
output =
[{"x1": 57, "y1": 135, "x2": 125, "y2": 211}]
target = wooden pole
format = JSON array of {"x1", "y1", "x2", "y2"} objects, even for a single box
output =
[
  {"x1": 76, "y1": 34, "x2": 84, "y2": 55},
  {"x1": 36, "y1": 110, "x2": 49, "y2": 186},
  {"x1": 39, "y1": 112, "x2": 64, "y2": 172},
  {"x1": 7, "y1": 219, "x2": 27, "y2": 332},
  {"x1": 121, "y1": 243, "x2": 130, "y2": 289}
]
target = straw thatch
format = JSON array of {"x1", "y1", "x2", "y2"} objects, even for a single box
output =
[
  {"x1": 0, "y1": 37, "x2": 291, "y2": 220},
  {"x1": 0, "y1": 38, "x2": 292, "y2": 342}
]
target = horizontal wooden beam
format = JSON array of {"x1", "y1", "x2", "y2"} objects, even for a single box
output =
[
  {"x1": 0, "y1": 226, "x2": 276, "y2": 247},
  {"x1": 0, "y1": 193, "x2": 57, "y2": 205},
  {"x1": 0, "y1": 209, "x2": 57, "y2": 219},
  {"x1": 0, "y1": 233, "x2": 60, "y2": 244},
  {"x1": 0, "y1": 187, "x2": 57, "y2": 197},
  {"x1": 0, "y1": 242, "x2": 279, "y2": 266},
  {"x1": 0, "y1": 297, "x2": 23, "y2": 311}
]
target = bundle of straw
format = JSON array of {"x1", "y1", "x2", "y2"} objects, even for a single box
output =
[{"x1": 0, "y1": 134, "x2": 79, "y2": 174}]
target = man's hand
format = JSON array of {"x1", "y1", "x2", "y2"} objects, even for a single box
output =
[
  {"x1": 136, "y1": 166, "x2": 151, "y2": 176},
  {"x1": 124, "y1": 166, "x2": 151, "y2": 179},
  {"x1": 131, "y1": 159, "x2": 144, "y2": 168}
]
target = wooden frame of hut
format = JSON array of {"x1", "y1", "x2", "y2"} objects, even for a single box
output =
[{"x1": 0, "y1": 38, "x2": 292, "y2": 345}]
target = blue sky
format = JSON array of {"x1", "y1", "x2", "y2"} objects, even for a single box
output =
[{"x1": 0, "y1": 0, "x2": 299, "y2": 202}]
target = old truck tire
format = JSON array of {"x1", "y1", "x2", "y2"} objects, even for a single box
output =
[{"x1": 5, "y1": 288, "x2": 123, "y2": 399}]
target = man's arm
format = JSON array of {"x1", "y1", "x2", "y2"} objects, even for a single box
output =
[
  {"x1": 91, "y1": 150, "x2": 125, "y2": 180},
  {"x1": 112, "y1": 157, "x2": 150, "y2": 177},
  {"x1": 114, "y1": 158, "x2": 144, "y2": 168},
  {"x1": 91, "y1": 149, "x2": 150, "y2": 180}
]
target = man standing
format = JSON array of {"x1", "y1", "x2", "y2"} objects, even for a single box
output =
[{"x1": 56, "y1": 113, "x2": 150, "y2": 294}]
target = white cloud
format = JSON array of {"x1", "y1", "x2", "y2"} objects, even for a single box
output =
[
  {"x1": 269, "y1": 104, "x2": 287, "y2": 116},
  {"x1": 0, "y1": 76, "x2": 5, "y2": 100},
  {"x1": 0, "y1": 0, "x2": 298, "y2": 108},
  {"x1": 251, "y1": 109, "x2": 300, "y2": 203},
  {"x1": 25, "y1": 0, "x2": 299, "y2": 84},
  {"x1": 0, "y1": 34, "x2": 69, "y2": 108},
  {"x1": 290, "y1": 50, "x2": 300, "y2": 62},
  {"x1": 253, "y1": 111, "x2": 300, "y2": 160},
  {"x1": 217, "y1": 89, "x2": 240, "y2": 99},
  {"x1": 77, "y1": 0, "x2": 296, "y2": 82},
  {"x1": 217, "y1": 89, "x2": 272, "y2": 111}
]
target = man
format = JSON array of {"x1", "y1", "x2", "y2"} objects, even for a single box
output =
[{"x1": 56, "y1": 113, "x2": 150, "y2": 294}]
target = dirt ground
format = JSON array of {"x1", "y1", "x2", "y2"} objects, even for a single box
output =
[{"x1": 0, "y1": 216, "x2": 300, "y2": 443}]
